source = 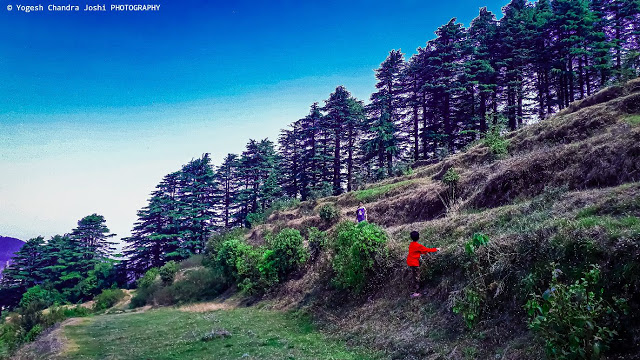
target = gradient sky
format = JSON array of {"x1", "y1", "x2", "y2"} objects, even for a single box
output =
[{"x1": 0, "y1": 0, "x2": 509, "y2": 246}]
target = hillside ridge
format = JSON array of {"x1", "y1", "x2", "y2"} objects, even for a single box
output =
[{"x1": 245, "y1": 78, "x2": 640, "y2": 359}]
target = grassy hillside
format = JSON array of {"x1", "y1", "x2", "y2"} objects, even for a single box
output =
[
  {"x1": 244, "y1": 79, "x2": 640, "y2": 359},
  {"x1": 9, "y1": 79, "x2": 639, "y2": 360}
]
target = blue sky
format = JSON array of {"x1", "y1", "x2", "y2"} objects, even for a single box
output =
[{"x1": 0, "y1": 0, "x2": 508, "y2": 244}]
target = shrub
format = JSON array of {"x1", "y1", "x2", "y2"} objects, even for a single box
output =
[
  {"x1": 236, "y1": 246, "x2": 268, "y2": 294},
  {"x1": 465, "y1": 233, "x2": 490, "y2": 256},
  {"x1": 93, "y1": 289, "x2": 125, "y2": 311},
  {"x1": 269, "y1": 197, "x2": 301, "y2": 212},
  {"x1": 62, "y1": 306, "x2": 91, "y2": 318},
  {"x1": 483, "y1": 119, "x2": 509, "y2": 158},
  {"x1": 319, "y1": 203, "x2": 340, "y2": 224},
  {"x1": 159, "y1": 261, "x2": 180, "y2": 285},
  {"x1": 526, "y1": 265, "x2": 627, "y2": 359},
  {"x1": 130, "y1": 268, "x2": 160, "y2": 308},
  {"x1": 263, "y1": 228, "x2": 309, "y2": 281},
  {"x1": 205, "y1": 228, "x2": 247, "y2": 266},
  {"x1": 170, "y1": 267, "x2": 229, "y2": 304},
  {"x1": 331, "y1": 221, "x2": 388, "y2": 293},
  {"x1": 129, "y1": 293, "x2": 148, "y2": 309},
  {"x1": 307, "y1": 227, "x2": 328, "y2": 260},
  {"x1": 137, "y1": 268, "x2": 160, "y2": 290},
  {"x1": 215, "y1": 238, "x2": 247, "y2": 281},
  {"x1": 452, "y1": 283, "x2": 485, "y2": 329},
  {"x1": 215, "y1": 237, "x2": 268, "y2": 294},
  {"x1": 246, "y1": 211, "x2": 266, "y2": 228},
  {"x1": 18, "y1": 286, "x2": 61, "y2": 311}
]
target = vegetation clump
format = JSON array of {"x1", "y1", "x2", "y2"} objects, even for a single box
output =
[
  {"x1": 483, "y1": 119, "x2": 509, "y2": 158},
  {"x1": 261, "y1": 228, "x2": 308, "y2": 283},
  {"x1": 319, "y1": 203, "x2": 340, "y2": 224},
  {"x1": 331, "y1": 221, "x2": 388, "y2": 293},
  {"x1": 159, "y1": 261, "x2": 180, "y2": 285},
  {"x1": 93, "y1": 289, "x2": 125, "y2": 311},
  {"x1": 307, "y1": 227, "x2": 328, "y2": 260},
  {"x1": 526, "y1": 265, "x2": 627, "y2": 360}
]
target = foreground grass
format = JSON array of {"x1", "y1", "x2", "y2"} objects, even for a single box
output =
[{"x1": 62, "y1": 307, "x2": 380, "y2": 360}]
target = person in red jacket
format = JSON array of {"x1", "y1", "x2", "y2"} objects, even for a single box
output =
[{"x1": 407, "y1": 231, "x2": 440, "y2": 298}]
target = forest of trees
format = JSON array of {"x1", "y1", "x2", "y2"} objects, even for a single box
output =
[
  {"x1": 0, "y1": 214, "x2": 124, "y2": 311},
  {"x1": 2, "y1": 0, "x2": 639, "y2": 293},
  {"x1": 122, "y1": 0, "x2": 640, "y2": 277}
]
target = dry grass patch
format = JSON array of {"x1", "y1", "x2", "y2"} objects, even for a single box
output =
[{"x1": 178, "y1": 301, "x2": 236, "y2": 313}]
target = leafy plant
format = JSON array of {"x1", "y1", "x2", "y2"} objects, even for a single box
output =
[
  {"x1": 93, "y1": 289, "x2": 125, "y2": 311},
  {"x1": 307, "y1": 227, "x2": 328, "y2": 260},
  {"x1": 319, "y1": 203, "x2": 340, "y2": 224},
  {"x1": 331, "y1": 221, "x2": 388, "y2": 293},
  {"x1": 465, "y1": 233, "x2": 490, "y2": 256},
  {"x1": 130, "y1": 268, "x2": 160, "y2": 308},
  {"x1": 246, "y1": 212, "x2": 267, "y2": 228},
  {"x1": 263, "y1": 228, "x2": 308, "y2": 280},
  {"x1": 483, "y1": 117, "x2": 509, "y2": 158},
  {"x1": 158, "y1": 261, "x2": 180, "y2": 285},
  {"x1": 525, "y1": 265, "x2": 627, "y2": 359},
  {"x1": 452, "y1": 284, "x2": 485, "y2": 329}
]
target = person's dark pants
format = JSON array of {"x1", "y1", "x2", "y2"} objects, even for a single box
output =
[{"x1": 408, "y1": 266, "x2": 420, "y2": 292}]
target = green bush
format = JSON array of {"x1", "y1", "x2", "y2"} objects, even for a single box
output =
[
  {"x1": 263, "y1": 228, "x2": 308, "y2": 280},
  {"x1": 236, "y1": 246, "x2": 268, "y2": 294},
  {"x1": 246, "y1": 211, "x2": 267, "y2": 228},
  {"x1": 483, "y1": 120, "x2": 509, "y2": 158},
  {"x1": 93, "y1": 289, "x2": 125, "y2": 311},
  {"x1": 319, "y1": 203, "x2": 340, "y2": 224},
  {"x1": 129, "y1": 293, "x2": 148, "y2": 309},
  {"x1": 269, "y1": 197, "x2": 301, "y2": 212},
  {"x1": 62, "y1": 306, "x2": 91, "y2": 318},
  {"x1": 526, "y1": 265, "x2": 627, "y2": 359},
  {"x1": 130, "y1": 268, "x2": 160, "y2": 308},
  {"x1": 215, "y1": 238, "x2": 247, "y2": 281},
  {"x1": 215, "y1": 237, "x2": 268, "y2": 294},
  {"x1": 204, "y1": 228, "x2": 247, "y2": 267},
  {"x1": 307, "y1": 227, "x2": 328, "y2": 259},
  {"x1": 137, "y1": 268, "x2": 160, "y2": 290},
  {"x1": 18, "y1": 286, "x2": 61, "y2": 311},
  {"x1": 452, "y1": 284, "x2": 485, "y2": 329},
  {"x1": 170, "y1": 267, "x2": 229, "y2": 304},
  {"x1": 465, "y1": 233, "x2": 490, "y2": 256},
  {"x1": 159, "y1": 261, "x2": 180, "y2": 285},
  {"x1": 331, "y1": 221, "x2": 388, "y2": 293}
]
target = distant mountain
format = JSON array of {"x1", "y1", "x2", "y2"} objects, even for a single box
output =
[{"x1": 0, "y1": 236, "x2": 24, "y2": 277}]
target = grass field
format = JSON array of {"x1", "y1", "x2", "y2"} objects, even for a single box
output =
[{"x1": 61, "y1": 307, "x2": 380, "y2": 360}]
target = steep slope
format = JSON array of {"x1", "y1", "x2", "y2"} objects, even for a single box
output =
[
  {"x1": 248, "y1": 79, "x2": 640, "y2": 359},
  {"x1": 0, "y1": 236, "x2": 24, "y2": 277}
]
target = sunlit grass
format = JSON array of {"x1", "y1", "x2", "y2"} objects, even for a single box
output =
[
  {"x1": 354, "y1": 179, "x2": 416, "y2": 202},
  {"x1": 624, "y1": 114, "x2": 640, "y2": 126}
]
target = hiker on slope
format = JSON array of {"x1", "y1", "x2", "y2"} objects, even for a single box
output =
[
  {"x1": 407, "y1": 230, "x2": 440, "y2": 298},
  {"x1": 356, "y1": 202, "x2": 367, "y2": 223}
]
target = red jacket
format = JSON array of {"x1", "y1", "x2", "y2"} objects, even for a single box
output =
[{"x1": 407, "y1": 241, "x2": 437, "y2": 267}]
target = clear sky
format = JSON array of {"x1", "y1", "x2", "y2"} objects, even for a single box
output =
[{"x1": 0, "y1": 0, "x2": 509, "y2": 246}]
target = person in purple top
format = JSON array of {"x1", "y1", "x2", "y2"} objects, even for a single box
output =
[{"x1": 356, "y1": 202, "x2": 367, "y2": 223}]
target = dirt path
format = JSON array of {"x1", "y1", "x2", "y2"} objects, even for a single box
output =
[{"x1": 11, "y1": 317, "x2": 90, "y2": 360}]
